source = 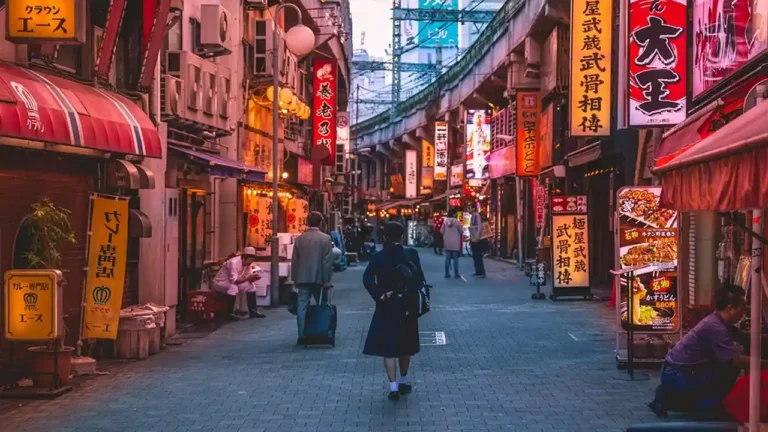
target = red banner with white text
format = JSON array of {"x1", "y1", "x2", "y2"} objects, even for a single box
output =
[{"x1": 312, "y1": 59, "x2": 338, "y2": 166}]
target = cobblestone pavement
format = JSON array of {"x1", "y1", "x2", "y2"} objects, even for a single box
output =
[{"x1": 1, "y1": 250, "x2": 677, "y2": 432}]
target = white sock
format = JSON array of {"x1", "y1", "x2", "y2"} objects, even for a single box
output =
[
  {"x1": 389, "y1": 382, "x2": 399, "y2": 392},
  {"x1": 399, "y1": 375, "x2": 409, "y2": 384}
]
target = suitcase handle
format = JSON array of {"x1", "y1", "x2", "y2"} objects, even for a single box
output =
[{"x1": 320, "y1": 285, "x2": 333, "y2": 305}]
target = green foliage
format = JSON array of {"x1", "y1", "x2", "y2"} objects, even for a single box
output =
[{"x1": 22, "y1": 197, "x2": 76, "y2": 270}]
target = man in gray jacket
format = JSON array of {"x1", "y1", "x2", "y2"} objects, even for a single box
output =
[{"x1": 291, "y1": 211, "x2": 335, "y2": 344}]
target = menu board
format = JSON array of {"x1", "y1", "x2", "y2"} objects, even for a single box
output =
[
  {"x1": 551, "y1": 195, "x2": 590, "y2": 289},
  {"x1": 616, "y1": 186, "x2": 680, "y2": 333}
]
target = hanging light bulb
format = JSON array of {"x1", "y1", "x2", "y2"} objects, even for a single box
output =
[
  {"x1": 288, "y1": 96, "x2": 298, "y2": 113},
  {"x1": 279, "y1": 87, "x2": 294, "y2": 105},
  {"x1": 266, "y1": 86, "x2": 276, "y2": 102}
]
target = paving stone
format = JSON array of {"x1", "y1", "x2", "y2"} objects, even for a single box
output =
[{"x1": 0, "y1": 252, "x2": 683, "y2": 431}]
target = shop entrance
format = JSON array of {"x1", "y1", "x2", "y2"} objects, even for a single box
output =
[{"x1": 179, "y1": 189, "x2": 212, "y2": 316}]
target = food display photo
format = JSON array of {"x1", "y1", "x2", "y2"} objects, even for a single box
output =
[{"x1": 616, "y1": 186, "x2": 680, "y2": 333}]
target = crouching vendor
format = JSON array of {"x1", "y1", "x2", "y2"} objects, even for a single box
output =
[
  {"x1": 650, "y1": 284, "x2": 767, "y2": 418},
  {"x1": 212, "y1": 246, "x2": 266, "y2": 320}
]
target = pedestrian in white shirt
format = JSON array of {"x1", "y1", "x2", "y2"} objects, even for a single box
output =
[{"x1": 212, "y1": 246, "x2": 266, "y2": 320}]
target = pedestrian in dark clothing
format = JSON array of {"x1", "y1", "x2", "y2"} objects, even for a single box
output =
[
  {"x1": 649, "y1": 284, "x2": 768, "y2": 418},
  {"x1": 433, "y1": 212, "x2": 444, "y2": 255},
  {"x1": 363, "y1": 222, "x2": 422, "y2": 401}
]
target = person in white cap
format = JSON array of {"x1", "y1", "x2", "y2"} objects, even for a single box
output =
[{"x1": 212, "y1": 246, "x2": 266, "y2": 320}]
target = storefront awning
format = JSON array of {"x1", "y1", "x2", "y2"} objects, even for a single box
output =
[
  {"x1": 426, "y1": 189, "x2": 461, "y2": 204},
  {"x1": 565, "y1": 142, "x2": 602, "y2": 167},
  {"x1": 377, "y1": 198, "x2": 422, "y2": 211},
  {"x1": 169, "y1": 145, "x2": 267, "y2": 182},
  {"x1": 655, "y1": 99, "x2": 768, "y2": 211},
  {"x1": 654, "y1": 100, "x2": 721, "y2": 168},
  {"x1": 0, "y1": 62, "x2": 161, "y2": 158}
]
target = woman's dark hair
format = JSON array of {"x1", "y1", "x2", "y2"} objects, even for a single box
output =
[
  {"x1": 383, "y1": 221, "x2": 404, "y2": 243},
  {"x1": 715, "y1": 284, "x2": 746, "y2": 311},
  {"x1": 447, "y1": 209, "x2": 457, "y2": 218}
]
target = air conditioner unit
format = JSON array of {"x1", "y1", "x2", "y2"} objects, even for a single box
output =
[
  {"x1": 197, "y1": 4, "x2": 232, "y2": 58},
  {"x1": 202, "y1": 61, "x2": 218, "y2": 117},
  {"x1": 161, "y1": 75, "x2": 185, "y2": 120},
  {"x1": 219, "y1": 73, "x2": 232, "y2": 122},
  {"x1": 245, "y1": 0, "x2": 268, "y2": 10},
  {"x1": 187, "y1": 60, "x2": 203, "y2": 113}
]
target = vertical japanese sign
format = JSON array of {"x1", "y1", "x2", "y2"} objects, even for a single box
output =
[
  {"x1": 286, "y1": 198, "x2": 309, "y2": 234},
  {"x1": 465, "y1": 110, "x2": 491, "y2": 180},
  {"x1": 535, "y1": 181, "x2": 548, "y2": 230},
  {"x1": 421, "y1": 139, "x2": 434, "y2": 194},
  {"x1": 551, "y1": 196, "x2": 590, "y2": 288},
  {"x1": 629, "y1": 0, "x2": 687, "y2": 126},
  {"x1": 539, "y1": 104, "x2": 553, "y2": 169},
  {"x1": 616, "y1": 186, "x2": 680, "y2": 332},
  {"x1": 4, "y1": 270, "x2": 63, "y2": 341},
  {"x1": 390, "y1": 174, "x2": 405, "y2": 196},
  {"x1": 449, "y1": 163, "x2": 464, "y2": 187},
  {"x1": 82, "y1": 194, "x2": 129, "y2": 340},
  {"x1": 313, "y1": 59, "x2": 338, "y2": 166},
  {"x1": 434, "y1": 122, "x2": 449, "y2": 180},
  {"x1": 516, "y1": 92, "x2": 540, "y2": 176},
  {"x1": 6, "y1": 0, "x2": 84, "y2": 43},
  {"x1": 405, "y1": 149, "x2": 418, "y2": 198},
  {"x1": 570, "y1": 0, "x2": 613, "y2": 136}
]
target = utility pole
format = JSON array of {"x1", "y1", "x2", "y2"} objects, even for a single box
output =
[
  {"x1": 391, "y1": 0, "x2": 402, "y2": 113},
  {"x1": 355, "y1": 83, "x2": 361, "y2": 125}
]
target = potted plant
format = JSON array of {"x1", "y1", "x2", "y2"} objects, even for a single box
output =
[{"x1": 21, "y1": 197, "x2": 76, "y2": 388}]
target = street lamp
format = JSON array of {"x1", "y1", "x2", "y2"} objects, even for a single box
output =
[{"x1": 271, "y1": 3, "x2": 315, "y2": 305}]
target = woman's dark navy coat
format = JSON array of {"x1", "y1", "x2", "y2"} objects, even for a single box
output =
[{"x1": 362, "y1": 244, "x2": 422, "y2": 358}]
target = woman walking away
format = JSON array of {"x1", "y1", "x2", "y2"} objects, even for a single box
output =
[
  {"x1": 363, "y1": 222, "x2": 423, "y2": 401},
  {"x1": 441, "y1": 209, "x2": 463, "y2": 278}
]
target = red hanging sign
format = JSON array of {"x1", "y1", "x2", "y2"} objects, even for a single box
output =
[
  {"x1": 312, "y1": 59, "x2": 338, "y2": 166},
  {"x1": 628, "y1": 0, "x2": 687, "y2": 126}
]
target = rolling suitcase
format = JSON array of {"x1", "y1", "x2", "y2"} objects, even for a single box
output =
[{"x1": 303, "y1": 288, "x2": 337, "y2": 347}]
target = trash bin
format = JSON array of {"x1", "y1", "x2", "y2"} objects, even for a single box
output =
[{"x1": 116, "y1": 303, "x2": 170, "y2": 359}]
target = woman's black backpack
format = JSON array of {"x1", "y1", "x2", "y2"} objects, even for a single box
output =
[{"x1": 394, "y1": 259, "x2": 430, "y2": 317}]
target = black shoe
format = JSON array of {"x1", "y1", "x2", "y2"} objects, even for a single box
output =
[
  {"x1": 454, "y1": 274, "x2": 461, "y2": 279},
  {"x1": 226, "y1": 313, "x2": 240, "y2": 321},
  {"x1": 398, "y1": 383, "x2": 412, "y2": 394},
  {"x1": 445, "y1": 274, "x2": 451, "y2": 278},
  {"x1": 648, "y1": 401, "x2": 668, "y2": 418},
  {"x1": 475, "y1": 274, "x2": 486, "y2": 278},
  {"x1": 249, "y1": 309, "x2": 266, "y2": 319},
  {"x1": 388, "y1": 391, "x2": 400, "y2": 401},
  {"x1": 297, "y1": 337, "x2": 306, "y2": 345}
]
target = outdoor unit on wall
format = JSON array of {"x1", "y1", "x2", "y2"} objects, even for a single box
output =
[
  {"x1": 161, "y1": 75, "x2": 185, "y2": 121},
  {"x1": 202, "y1": 60, "x2": 218, "y2": 118},
  {"x1": 252, "y1": 17, "x2": 297, "y2": 89},
  {"x1": 219, "y1": 73, "x2": 232, "y2": 130},
  {"x1": 197, "y1": 4, "x2": 233, "y2": 58},
  {"x1": 166, "y1": 50, "x2": 204, "y2": 125}
]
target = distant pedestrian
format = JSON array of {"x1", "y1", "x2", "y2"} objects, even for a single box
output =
[
  {"x1": 363, "y1": 222, "x2": 423, "y2": 401},
  {"x1": 432, "y1": 212, "x2": 444, "y2": 255},
  {"x1": 441, "y1": 209, "x2": 463, "y2": 278},
  {"x1": 291, "y1": 211, "x2": 335, "y2": 345},
  {"x1": 469, "y1": 208, "x2": 489, "y2": 278},
  {"x1": 212, "y1": 247, "x2": 265, "y2": 320}
]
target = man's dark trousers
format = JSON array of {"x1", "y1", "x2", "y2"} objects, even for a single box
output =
[{"x1": 471, "y1": 239, "x2": 487, "y2": 276}]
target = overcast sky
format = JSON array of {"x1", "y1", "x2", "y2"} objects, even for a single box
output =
[{"x1": 350, "y1": 0, "x2": 395, "y2": 59}]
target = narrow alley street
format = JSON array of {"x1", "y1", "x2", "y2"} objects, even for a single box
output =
[{"x1": 2, "y1": 252, "x2": 666, "y2": 432}]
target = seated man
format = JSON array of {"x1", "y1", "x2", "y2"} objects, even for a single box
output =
[
  {"x1": 649, "y1": 284, "x2": 764, "y2": 418},
  {"x1": 212, "y1": 246, "x2": 265, "y2": 320}
]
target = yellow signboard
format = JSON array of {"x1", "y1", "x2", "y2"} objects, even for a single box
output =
[
  {"x1": 552, "y1": 214, "x2": 590, "y2": 288},
  {"x1": 81, "y1": 194, "x2": 129, "y2": 340},
  {"x1": 422, "y1": 139, "x2": 434, "y2": 168},
  {"x1": 4, "y1": 269, "x2": 63, "y2": 341},
  {"x1": 286, "y1": 198, "x2": 309, "y2": 234},
  {"x1": 6, "y1": 0, "x2": 84, "y2": 44},
  {"x1": 569, "y1": 0, "x2": 612, "y2": 136}
]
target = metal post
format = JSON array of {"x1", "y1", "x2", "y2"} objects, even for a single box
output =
[
  {"x1": 749, "y1": 210, "x2": 763, "y2": 431},
  {"x1": 627, "y1": 272, "x2": 635, "y2": 380},
  {"x1": 516, "y1": 177, "x2": 524, "y2": 270},
  {"x1": 272, "y1": 3, "x2": 302, "y2": 306}
]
